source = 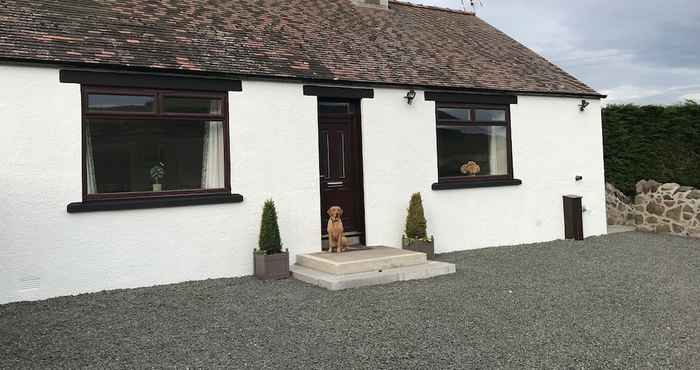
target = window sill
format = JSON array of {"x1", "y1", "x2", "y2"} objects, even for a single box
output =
[
  {"x1": 67, "y1": 193, "x2": 244, "y2": 213},
  {"x1": 431, "y1": 178, "x2": 522, "y2": 191}
]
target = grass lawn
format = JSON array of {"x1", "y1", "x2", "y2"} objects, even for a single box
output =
[{"x1": 1, "y1": 232, "x2": 699, "y2": 368}]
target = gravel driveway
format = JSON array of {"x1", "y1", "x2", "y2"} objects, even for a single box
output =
[{"x1": 1, "y1": 232, "x2": 699, "y2": 369}]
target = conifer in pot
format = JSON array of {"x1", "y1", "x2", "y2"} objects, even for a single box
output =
[
  {"x1": 254, "y1": 199, "x2": 289, "y2": 279},
  {"x1": 402, "y1": 192, "x2": 435, "y2": 259}
]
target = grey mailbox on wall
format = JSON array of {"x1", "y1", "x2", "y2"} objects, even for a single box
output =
[{"x1": 563, "y1": 195, "x2": 584, "y2": 240}]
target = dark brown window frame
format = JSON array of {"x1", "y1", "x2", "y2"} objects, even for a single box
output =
[
  {"x1": 433, "y1": 102, "x2": 522, "y2": 190},
  {"x1": 80, "y1": 86, "x2": 232, "y2": 202}
]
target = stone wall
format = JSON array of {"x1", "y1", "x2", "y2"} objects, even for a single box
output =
[
  {"x1": 606, "y1": 183, "x2": 634, "y2": 226},
  {"x1": 606, "y1": 180, "x2": 700, "y2": 238}
]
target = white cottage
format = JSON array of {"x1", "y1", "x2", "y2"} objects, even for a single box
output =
[{"x1": 0, "y1": 0, "x2": 607, "y2": 303}]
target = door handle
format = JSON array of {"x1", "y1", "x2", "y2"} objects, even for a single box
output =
[{"x1": 327, "y1": 181, "x2": 343, "y2": 187}]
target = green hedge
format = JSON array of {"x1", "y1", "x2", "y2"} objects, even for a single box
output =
[{"x1": 602, "y1": 100, "x2": 700, "y2": 194}]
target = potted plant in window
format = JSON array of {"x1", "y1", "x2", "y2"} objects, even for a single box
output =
[
  {"x1": 402, "y1": 192, "x2": 435, "y2": 259},
  {"x1": 254, "y1": 199, "x2": 289, "y2": 280},
  {"x1": 149, "y1": 162, "x2": 166, "y2": 192}
]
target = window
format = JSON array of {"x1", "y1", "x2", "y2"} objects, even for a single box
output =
[
  {"x1": 318, "y1": 101, "x2": 355, "y2": 114},
  {"x1": 82, "y1": 88, "x2": 230, "y2": 200},
  {"x1": 435, "y1": 104, "x2": 513, "y2": 182}
]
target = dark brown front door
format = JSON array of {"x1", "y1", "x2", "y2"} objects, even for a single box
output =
[{"x1": 318, "y1": 100, "x2": 365, "y2": 242}]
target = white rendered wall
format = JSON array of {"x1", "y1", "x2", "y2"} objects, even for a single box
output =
[
  {"x1": 0, "y1": 65, "x2": 607, "y2": 304},
  {"x1": 0, "y1": 66, "x2": 321, "y2": 303},
  {"x1": 361, "y1": 89, "x2": 607, "y2": 253}
]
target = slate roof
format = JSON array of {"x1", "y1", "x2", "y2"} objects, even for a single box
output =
[{"x1": 0, "y1": 0, "x2": 602, "y2": 96}]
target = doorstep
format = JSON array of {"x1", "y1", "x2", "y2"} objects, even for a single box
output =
[
  {"x1": 291, "y1": 246, "x2": 456, "y2": 290},
  {"x1": 291, "y1": 260, "x2": 456, "y2": 290},
  {"x1": 295, "y1": 246, "x2": 427, "y2": 275}
]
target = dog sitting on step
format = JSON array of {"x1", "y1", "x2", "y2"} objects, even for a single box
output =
[{"x1": 327, "y1": 206, "x2": 349, "y2": 254}]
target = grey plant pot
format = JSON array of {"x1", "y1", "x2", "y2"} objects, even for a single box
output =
[
  {"x1": 402, "y1": 236, "x2": 435, "y2": 260},
  {"x1": 254, "y1": 251, "x2": 290, "y2": 280}
]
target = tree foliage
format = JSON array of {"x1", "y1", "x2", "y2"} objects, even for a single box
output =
[
  {"x1": 603, "y1": 100, "x2": 700, "y2": 194},
  {"x1": 405, "y1": 192, "x2": 428, "y2": 240},
  {"x1": 258, "y1": 199, "x2": 282, "y2": 254}
]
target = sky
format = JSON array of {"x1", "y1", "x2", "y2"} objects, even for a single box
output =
[{"x1": 419, "y1": 0, "x2": 700, "y2": 105}]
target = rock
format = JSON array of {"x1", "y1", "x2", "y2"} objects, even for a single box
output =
[
  {"x1": 606, "y1": 183, "x2": 631, "y2": 203},
  {"x1": 656, "y1": 224, "x2": 672, "y2": 233},
  {"x1": 620, "y1": 180, "x2": 700, "y2": 237},
  {"x1": 634, "y1": 214, "x2": 644, "y2": 225},
  {"x1": 688, "y1": 228, "x2": 700, "y2": 239},
  {"x1": 637, "y1": 224, "x2": 654, "y2": 232},
  {"x1": 666, "y1": 206, "x2": 682, "y2": 222},
  {"x1": 676, "y1": 186, "x2": 695, "y2": 193},
  {"x1": 636, "y1": 179, "x2": 661, "y2": 194},
  {"x1": 660, "y1": 183, "x2": 680, "y2": 192},
  {"x1": 647, "y1": 202, "x2": 665, "y2": 216}
]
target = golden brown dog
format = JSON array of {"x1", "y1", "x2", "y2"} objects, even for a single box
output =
[{"x1": 327, "y1": 206, "x2": 348, "y2": 254}]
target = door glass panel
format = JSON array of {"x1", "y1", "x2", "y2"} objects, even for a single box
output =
[
  {"x1": 319, "y1": 102, "x2": 351, "y2": 114},
  {"x1": 319, "y1": 132, "x2": 330, "y2": 178},
  {"x1": 328, "y1": 130, "x2": 347, "y2": 180}
]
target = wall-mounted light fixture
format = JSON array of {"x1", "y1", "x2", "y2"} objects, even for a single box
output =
[
  {"x1": 404, "y1": 89, "x2": 416, "y2": 105},
  {"x1": 579, "y1": 99, "x2": 590, "y2": 112}
]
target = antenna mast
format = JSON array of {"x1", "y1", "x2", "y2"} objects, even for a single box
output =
[{"x1": 461, "y1": 0, "x2": 483, "y2": 12}]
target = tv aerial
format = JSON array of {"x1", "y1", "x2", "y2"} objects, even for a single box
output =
[{"x1": 461, "y1": 0, "x2": 484, "y2": 12}]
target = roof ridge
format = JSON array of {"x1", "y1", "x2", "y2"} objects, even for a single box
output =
[{"x1": 389, "y1": 1, "x2": 475, "y2": 16}]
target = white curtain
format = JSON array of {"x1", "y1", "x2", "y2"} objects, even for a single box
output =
[
  {"x1": 85, "y1": 125, "x2": 97, "y2": 194},
  {"x1": 201, "y1": 121, "x2": 225, "y2": 189},
  {"x1": 489, "y1": 126, "x2": 508, "y2": 175}
]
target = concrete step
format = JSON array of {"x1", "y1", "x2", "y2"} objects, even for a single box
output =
[
  {"x1": 296, "y1": 246, "x2": 427, "y2": 275},
  {"x1": 291, "y1": 261, "x2": 456, "y2": 290}
]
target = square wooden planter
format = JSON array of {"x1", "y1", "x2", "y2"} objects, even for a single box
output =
[
  {"x1": 402, "y1": 236, "x2": 435, "y2": 260},
  {"x1": 254, "y1": 251, "x2": 290, "y2": 280}
]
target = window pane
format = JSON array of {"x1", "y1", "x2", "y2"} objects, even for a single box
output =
[
  {"x1": 474, "y1": 109, "x2": 506, "y2": 122},
  {"x1": 437, "y1": 125, "x2": 508, "y2": 178},
  {"x1": 163, "y1": 97, "x2": 223, "y2": 114},
  {"x1": 87, "y1": 94, "x2": 155, "y2": 112},
  {"x1": 437, "y1": 107, "x2": 470, "y2": 121},
  {"x1": 85, "y1": 118, "x2": 225, "y2": 194},
  {"x1": 319, "y1": 102, "x2": 351, "y2": 114}
]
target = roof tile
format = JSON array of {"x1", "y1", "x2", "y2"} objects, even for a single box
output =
[{"x1": 0, "y1": 0, "x2": 600, "y2": 96}]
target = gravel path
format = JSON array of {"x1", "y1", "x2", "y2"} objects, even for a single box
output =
[{"x1": 1, "y1": 232, "x2": 699, "y2": 369}]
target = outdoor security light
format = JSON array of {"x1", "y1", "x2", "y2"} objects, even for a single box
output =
[
  {"x1": 405, "y1": 89, "x2": 416, "y2": 105},
  {"x1": 579, "y1": 99, "x2": 590, "y2": 111}
]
